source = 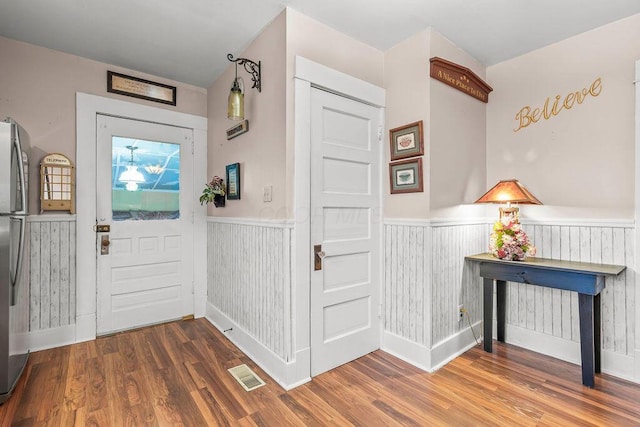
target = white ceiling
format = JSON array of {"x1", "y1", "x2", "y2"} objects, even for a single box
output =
[{"x1": 1, "y1": 0, "x2": 639, "y2": 88}]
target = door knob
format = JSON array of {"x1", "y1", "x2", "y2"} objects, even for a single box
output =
[{"x1": 101, "y1": 235, "x2": 110, "y2": 255}]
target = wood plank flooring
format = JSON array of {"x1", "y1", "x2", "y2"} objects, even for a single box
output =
[{"x1": 1, "y1": 318, "x2": 639, "y2": 426}]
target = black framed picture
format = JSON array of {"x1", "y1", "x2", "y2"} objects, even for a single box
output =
[{"x1": 226, "y1": 163, "x2": 240, "y2": 200}]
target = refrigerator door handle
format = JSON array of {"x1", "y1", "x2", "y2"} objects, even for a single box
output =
[
  {"x1": 10, "y1": 216, "x2": 26, "y2": 306},
  {"x1": 14, "y1": 135, "x2": 27, "y2": 214}
]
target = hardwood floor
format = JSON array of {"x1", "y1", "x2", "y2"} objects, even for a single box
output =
[{"x1": 1, "y1": 318, "x2": 639, "y2": 426}]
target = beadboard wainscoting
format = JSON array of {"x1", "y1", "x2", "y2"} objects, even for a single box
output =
[
  {"x1": 430, "y1": 222, "x2": 490, "y2": 367},
  {"x1": 382, "y1": 219, "x2": 489, "y2": 370},
  {"x1": 505, "y1": 222, "x2": 636, "y2": 381},
  {"x1": 21, "y1": 215, "x2": 78, "y2": 351},
  {"x1": 205, "y1": 217, "x2": 297, "y2": 388},
  {"x1": 29, "y1": 216, "x2": 76, "y2": 331},
  {"x1": 382, "y1": 217, "x2": 638, "y2": 384}
]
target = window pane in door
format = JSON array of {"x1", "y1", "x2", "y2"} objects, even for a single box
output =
[{"x1": 111, "y1": 136, "x2": 180, "y2": 221}]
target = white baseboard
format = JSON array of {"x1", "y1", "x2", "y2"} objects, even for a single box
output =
[
  {"x1": 206, "y1": 302, "x2": 310, "y2": 390},
  {"x1": 431, "y1": 321, "x2": 482, "y2": 371},
  {"x1": 635, "y1": 350, "x2": 640, "y2": 382},
  {"x1": 15, "y1": 325, "x2": 77, "y2": 353},
  {"x1": 75, "y1": 313, "x2": 96, "y2": 342},
  {"x1": 194, "y1": 290, "x2": 206, "y2": 318},
  {"x1": 381, "y1": 331, "x2": 431, "y2": 371},
  {"x1": 504, "y1": 324, "x2": 639, "y2": 384}
]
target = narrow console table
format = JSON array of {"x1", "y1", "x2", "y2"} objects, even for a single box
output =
[{"x1": 465, "y1": 253, "x2": 626, "y2": 387}]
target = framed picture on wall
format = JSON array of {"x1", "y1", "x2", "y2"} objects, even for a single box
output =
[
  {"x1": 389, "y1": 121, "x2": 424, "y2": 161},
  {"x1": 226, "y1": 163, "x2": 241, "y2": 200},
  {"x1": 389, "y1": 158, "x2": 423, "y2": 194}
]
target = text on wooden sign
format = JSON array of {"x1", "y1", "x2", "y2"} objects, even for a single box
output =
[{"x1": 429, "y1": 57, "x2": 493, "y2": 103}]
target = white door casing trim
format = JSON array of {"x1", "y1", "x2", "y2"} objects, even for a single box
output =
[
  {"x1": 634, "y1": 59, "x2": 640, "y2": 382},
  {"x1": 76, "y1": 92, "x2": 207, "y2": 342},
  {"x1": 293, "y1": 56, "x2": 385, "y2": 381}
]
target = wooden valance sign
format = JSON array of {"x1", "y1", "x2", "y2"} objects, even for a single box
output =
[
  {"x1": 429, "y1": 57, "x2": 493, "y2": 103},
  {"x1": 107, "y1": 71, "x2": 177, "y2": 106}
]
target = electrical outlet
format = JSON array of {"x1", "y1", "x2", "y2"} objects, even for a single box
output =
[{"x1": 458, "y1": 304, "x2": 464, "y2": 322}]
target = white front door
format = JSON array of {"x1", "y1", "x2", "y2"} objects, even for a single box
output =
[
  {"x1": 96, "y1": 114, "x2": 194, "y2": 334},
  {"x1": 310, "y1": 88, "x2": 382, "y2": 376}
]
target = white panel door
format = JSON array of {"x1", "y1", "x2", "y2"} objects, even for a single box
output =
[
  {"x1": 310, "y1": 88, "x2": 382, "y2": 376},
  {"x1": 96, "y1": 115, "x2": 194, "y2": 334}
]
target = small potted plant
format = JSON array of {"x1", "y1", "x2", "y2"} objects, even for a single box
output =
[{"x1": 199, "y1": 176, "x2": 226, "y2": 207}]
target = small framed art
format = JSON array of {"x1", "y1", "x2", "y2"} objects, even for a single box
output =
[
  {"x1": 389, "y1": 121, "x2": 424, "y2": 161},
  {"x1": 226, "y1": 163, "x2": 241, "y2": 200},
  {"x1": 389, "y1": 158, "x2": 423, "y2": 194}
]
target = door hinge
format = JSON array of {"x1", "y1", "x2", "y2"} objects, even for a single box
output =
[
  {"x1": 378, "y1": 303, "x2": 383, "y2": 319},
  {"x1": 191, "y1": 140, "x2": 194, "y2": 154},
  {"x1": 377, "y1": 125, "x2": 384, "y2": 143}
]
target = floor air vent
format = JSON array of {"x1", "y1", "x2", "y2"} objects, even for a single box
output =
[{"x1": 228, "y1": 364, "x2": 266, "y2": 391}]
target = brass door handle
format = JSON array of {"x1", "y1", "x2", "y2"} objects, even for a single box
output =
[
  {"x1": 101, "y1": 235, "x2": 110, "y2": 255},
  {"x1": 314, "y1": 244, "x2": 325, "y2": 271}
]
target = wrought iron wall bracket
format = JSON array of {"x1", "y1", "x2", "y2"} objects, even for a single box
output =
[{"x1": 227, "y1": 54, "x2": 261, "y2": 92}]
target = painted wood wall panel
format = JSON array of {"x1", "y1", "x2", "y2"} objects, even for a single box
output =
[
  {"x1": 384, "y1": 224, "x2": 428, "y2": 344},
  {"x1": 207, "y1": 221, "x2": 292, "y2": 361},
  {"x1": 384, "y1": 220, "x2": 634, "y2": 360},
  {"x1": 430, "y1": 224, "x2": 488, "y2": 345},
  {"x1": 383, "y1": 223, "x2": 488, "y2": 346},
  {"x1": 507, "y1": 224, "x2": 635, "y2": 356},
  {"x1": 28, "y1": 218, "x2": 76, "y2": 331}
]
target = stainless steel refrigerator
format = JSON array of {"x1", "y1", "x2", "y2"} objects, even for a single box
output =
[{"x1": 0, "y1": 118, "x2": 30, "y2": 404}]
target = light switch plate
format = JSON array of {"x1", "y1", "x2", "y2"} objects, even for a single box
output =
[{"x1": 263, "y1": 185, "x2": 272, "y2": 202}]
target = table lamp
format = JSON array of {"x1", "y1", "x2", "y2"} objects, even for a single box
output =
[{"x1": 474, "y1": 179, "x2": 542, "y2": 221}]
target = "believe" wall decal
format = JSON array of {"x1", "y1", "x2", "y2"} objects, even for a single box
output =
[{"x1": 513, "y1": 77, "x2": 603, "y2": 132}]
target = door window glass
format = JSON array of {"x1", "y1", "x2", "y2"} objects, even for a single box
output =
[{"x1": 111, "y1": 136, "x2": 180, "y2": 220}]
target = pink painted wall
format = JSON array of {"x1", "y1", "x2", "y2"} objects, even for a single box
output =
[
  {"x1": 0, "y1": 36, "x2": 207, "y2": 214},
  {"x1": 428, "y1": 29, "x2": 487, "y2": 218},
  {"x1": 383, "y1": 28, "x2": 487, "y2": 219},
  {"x1": 384, "y1": 30, "x2": 431, "y2": 219},
  {"x1": 486, "y1": 14, "x2": 640, "y2": 220},
  {"x1": 206, "y1": 12, "x2": 287, "y2": 219}
]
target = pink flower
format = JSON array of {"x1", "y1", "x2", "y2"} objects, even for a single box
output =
[{"x1": 489, "y1": 214, "x2": 536, "y2": 261}]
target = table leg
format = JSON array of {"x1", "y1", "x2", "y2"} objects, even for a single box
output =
[
  {"x1": 594, "y1": 293, "x2": 601, "y2": 373},
  {"x1": 483, "y1": 278, "x2": 493, "y2": 352},
  {"x1": 578, "y1": 293, "x2": 595, "y2": 388},
  {"x1": 496, "y1": 280, "x2": 506, "y2": 342}
]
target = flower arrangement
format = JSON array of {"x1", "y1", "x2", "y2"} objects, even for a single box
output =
[
  {"x1": 489, "y1": 214, "x2": 536, "y2": 261},
  {"x1": 199, "y1": 176, "x2": 226, "y2": 207}
]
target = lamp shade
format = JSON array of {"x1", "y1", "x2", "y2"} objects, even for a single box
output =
[
  {"x1": 119, "y1": 165, "x2": 145, "y2": 184},
  {"x1": 474, "y1": 179, "x2": 542, "y2": 205},
  {"x1": 118, "y1": 145, "x2": 145, "y2": 192},
  {"x1": 227, "y1": 79, "x2": 244, "y2": 121}
]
